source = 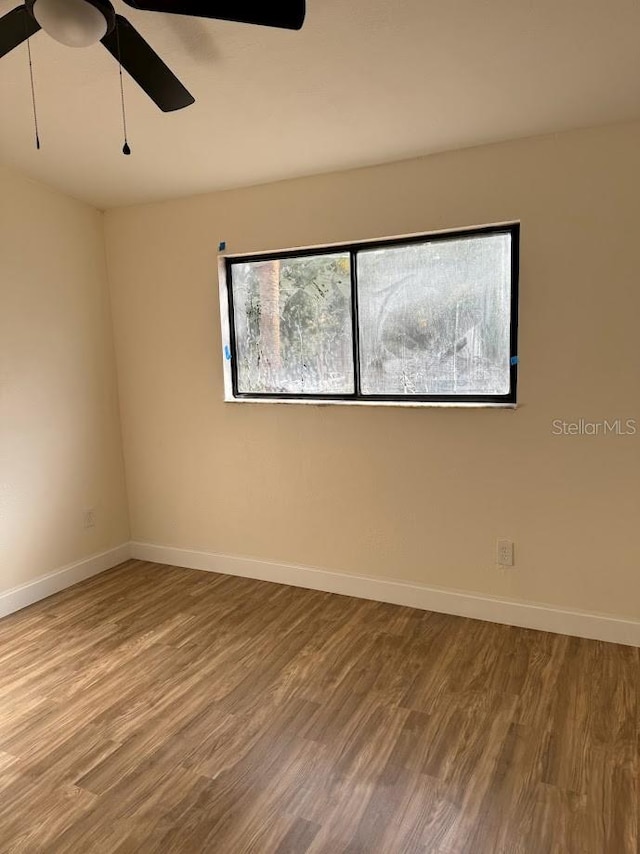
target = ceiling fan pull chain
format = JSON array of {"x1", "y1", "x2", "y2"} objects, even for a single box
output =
[
  {"x1": 24, "y1": 25, "x2": 40, "y2": 149},
  {"x1": 115, "y1": 21, "x2": 131, "y2": 155}
]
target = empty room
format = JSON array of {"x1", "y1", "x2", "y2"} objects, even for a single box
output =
[{"x1": 1, "y1": 0, "x2": 639, "y2": 851}]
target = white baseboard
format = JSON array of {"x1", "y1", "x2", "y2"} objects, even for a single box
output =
[
  {"x1": 5, "y1": 541, "x2": 637, "y2": 647},
  {"x1": 131, "y1": 541, "x2": 640, "y2": 647},
  {"x1": 0, "y1": 543, "x2": 132, "y2": 620}
]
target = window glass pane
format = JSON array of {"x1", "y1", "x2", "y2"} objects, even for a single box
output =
[
  {"x1": 357, "y1": 234, "x2": 512, "y2": 396},
  {"x1": 231, "y1": 253, "x2": 354, "y2": 394}
]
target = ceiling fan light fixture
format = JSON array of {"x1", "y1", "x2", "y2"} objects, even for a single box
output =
[
  {"x1": 1, "y1": 0, "x2": 305, "y2": 118},
  {"x1": 31, "y1": 0, "x2": 110, "y2": 47}
]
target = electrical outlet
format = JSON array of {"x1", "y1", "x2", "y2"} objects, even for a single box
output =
[
  {"x1": 497, "y1": 539, "x2": 514, "y2": 567},
  {"x1": 83, "y1": 509, "x2": 96, "y2": 529}
]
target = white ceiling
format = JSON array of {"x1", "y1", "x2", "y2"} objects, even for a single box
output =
[{"x1": 1, "y1": 0, "x2": 639, "y2": 208}]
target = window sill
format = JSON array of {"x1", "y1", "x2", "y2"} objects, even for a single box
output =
[{"x1": 224, "y1": 397, "x2": 517, "y2": 409}]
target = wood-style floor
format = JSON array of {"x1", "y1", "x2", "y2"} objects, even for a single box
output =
[{"x1": 0, "y1": 560, "x2": 637, "y2": 853}]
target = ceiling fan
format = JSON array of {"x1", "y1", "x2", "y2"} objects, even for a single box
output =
[{"x1": 0, "y1": 0, "x2": 306, "y2": 112}]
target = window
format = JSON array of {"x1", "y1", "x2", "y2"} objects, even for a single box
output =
[{"x1": 222, "y1": 223, "x2": 519, "y2": 404}]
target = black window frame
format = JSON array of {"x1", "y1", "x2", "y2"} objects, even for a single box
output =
[{"x1": 224, "y1": 222, "x2": 519, "y2": 405}]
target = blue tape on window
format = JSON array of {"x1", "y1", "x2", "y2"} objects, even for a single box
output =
[
  {"x1": 224, "y1": 345, "x2": 231, "y2": 361},
  {"x1": 510, "y1": 356, "x2": 519, "y2": 366},
  {"x1": 219, "y1": 241, "x2": 226, "y2": 251}
]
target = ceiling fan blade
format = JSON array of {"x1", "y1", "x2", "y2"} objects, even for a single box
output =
[
  {"x1": 101, "y1": 16, "x2": 194, "y2": 112},
  {"x1": 0, "y1": 5, "x2": 40, "y2": 60},
  {"x1": 120, "y1": 1, "x2": 305, "y2": 31}
]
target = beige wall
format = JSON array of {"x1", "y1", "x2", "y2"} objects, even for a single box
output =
[
  {"x1": 104, "y1": 121, "x2": 640, "y2": 620},
  {"x1": 0, "y1": 166, "x2": 129, "y2": 592}
]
